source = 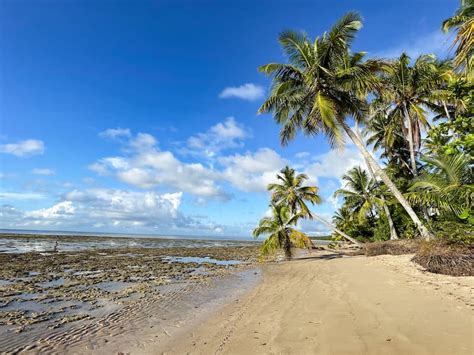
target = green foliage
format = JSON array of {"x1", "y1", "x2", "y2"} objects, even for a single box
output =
[
  {"x1": 407, "y1": 152, "x2": 473, "y2": 217},
  {"x1": 268, "y1": 166, "x2": 322, "y2": 217},
  {"x1": 258, "y1": 12, "x2": 384, "y2": 148},
  {"x1": 426, "y1": 115, "x2": 474, "y2": 157},
  {"x1": 334, "y1": 167, "x2": 378, "y2": 224},
  {"x1": 253, "y1": 203, "x2": 307, "y2": 259},
  {"x1": 442, "y1": 0, "x2": 474, "y2": 73},
  {"x1": 430, "y1": 219, "x2": 474, "y2": 245}
]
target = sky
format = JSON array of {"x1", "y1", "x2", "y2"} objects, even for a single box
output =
[{"x1": 0, "y1": 0, "x2": 457, "y2": 238}]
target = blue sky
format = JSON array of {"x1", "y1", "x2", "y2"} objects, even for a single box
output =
[{"x1": 0, "y1": 0, "x2": 456, "y2": 237}]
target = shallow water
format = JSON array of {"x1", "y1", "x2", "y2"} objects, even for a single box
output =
[
  {"x1": 163, "y1": 256, "x2": 242, "y2": 266},
  {"x1": 0, "y1": 233, "x2": 258, "y2": 254}
]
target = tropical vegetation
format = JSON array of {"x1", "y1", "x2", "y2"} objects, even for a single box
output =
[{"x1": 253, "y1": 1, "x2": 473, "y2": 258}]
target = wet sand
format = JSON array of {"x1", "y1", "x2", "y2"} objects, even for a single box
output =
[
  {"x1": 0, "y1": 241, "x2": 260, "y2": 354},
  {"x1": 2, "y1": 248, "x2": 473, "y2": 354},
  {"x1": 160, "y1": 252, "x2": 474, "y2": 355}
]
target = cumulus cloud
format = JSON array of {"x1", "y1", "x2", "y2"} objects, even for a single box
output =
[
  {"x1": 0, "y1": 139, "x2": 45, "y2": 157},
  {"x1": 89, "y1": 133, "x2": 226, "y2": 199},
  {"x1": 32, "y1": 168, "x2": 55, "y2": 176},
  {"x1": 186, "y1": 117, "x2": 251, "y2": 157},
  {"x1": 129, "y1": 133, "x2": 157, "y2": 151},
  {"x1": 303, "y1": 147, "x2": 367, "y2": 183},
  {"x1": 219, "y1": 83, "x2": 265, "y2": 101},
  {"x1": 219, "y1": 148, "x2": 287, "y2": 192},
  {"x1": 99, "y1": 128, "x2": 131, "y2": 139},
  {"x1": 0, "y1": 188, "x2": 227, "y2": 234},
  {"x1": 26, "y1": 201, "x2": 75, "y2": 219}
]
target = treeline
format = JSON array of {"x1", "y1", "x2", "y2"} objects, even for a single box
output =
[{"x1": 253, "y1": 1, "x2": 473, "y2": 258}]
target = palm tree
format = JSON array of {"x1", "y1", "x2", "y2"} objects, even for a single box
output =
[
  {"x1": 258, "y1": 12, "x2": 433, "y2": 240},
  {"x1": 268, "y1": 166, "x2": 321, "y2": 217},
  {"x1": 253, "y1": 203, "x2": 311, "y2": 259},
  {"x1": 442, "y1": 0, "x2": 474, "y2": 74},
  {"x1": 268, "y1": 165, "x2": 361, "y2": 245},
  {"x1": 378, "y1": 53, "x2": 439, "y2": 176},
  {"x1": 364, "y1": 111, "x2": 413, "y2": 177},
  {"x1": 335, "y1": 167, "x2": 377, "y2": 223},
  {"x1": 407, "y1": 153, "x2": 473, "y2": 217}
]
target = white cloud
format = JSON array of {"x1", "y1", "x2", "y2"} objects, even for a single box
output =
[
  {"x1": 186, "y1": 117, "x2": 250, "y2": 157},
  {"x1": 0, "y1": 192, "x2": 46, "y2": 200},
  {"x1": 219, "y1": 148, "x2": 287, "y2": 192},
  {"x1": 294, "y1": 152, "x2": 310, "y2": 159},
  {"x1": 0, "y1": 188, "x2": 227, "y2": 234},
  {"x1": 90, "y1": 133, "x2": 226, "y2": 199},
  {"x1": 129, "y1": 133, "x2": 157, "y2": 151},
  {"x1": 372, "y1": 31, "x2": 450, "y2": 59},
  {"x1": 219, "y1": 83, "x2": 265, "y2": 101},
  {"x1": 303, "y1": 147, "x2": 366, "y2": 183},
  {"x1": 0, "y1": 139, "x2": 45, "y2": 157},
  {"x1": 99, "y1": 128, "x2": 131, "y2": 139},
  {"x1": 27, "y1": 201, "x2": 75, "y2": 219},
  {"x1": 32, "y1": 168, "x2": 55, "y2": 176}
]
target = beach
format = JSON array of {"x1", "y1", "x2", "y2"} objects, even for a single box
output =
[
  {"x1": 0, "y1": 235, "x2": 473, "y2": 354},
  {"x1": 160, "y1": 252, "x2": 473, "y2": 355}
]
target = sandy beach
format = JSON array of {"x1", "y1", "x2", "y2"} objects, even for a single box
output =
[
  {"x1": 157, "y1": 252, "x2": 473, "y2": 355},
  {"x1": 1, "y1": 244, "x2": 473, "y2": 354}
]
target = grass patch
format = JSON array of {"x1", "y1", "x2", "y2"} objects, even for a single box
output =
[{"x1": 412, "y1": 241, "x2": 474, "y2": 276}]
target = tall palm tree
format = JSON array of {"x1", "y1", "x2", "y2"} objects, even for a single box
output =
[
  {"x1": 268, "y1": 165, "x2": 360, "y2": 245},
  {"x1": 442, "y1": 0, "x2": 474, "y2": 74},
  {"x1": 258, "y1": 12, "x2": 433, "y2": 240},
  {"x1": 253, "y1": 203, "x2": 311, "y2": 259},
  {"x1": 377, "y1": 53, "x2": 439, "y2": 176}
]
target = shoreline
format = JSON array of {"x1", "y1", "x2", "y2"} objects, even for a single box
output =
[
  {"x1": 1, "y1": 248, "x2": 473, "y2": 354},
  {"x1": 0, "y1": 243, "x2": 260, "y2": 354},
  {"x1": 160, "y1": 252, "x2": 473, "y2": 355}
]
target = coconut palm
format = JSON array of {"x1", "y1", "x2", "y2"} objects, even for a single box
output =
[
  {"x1": 442, "y1": 0, "x2": 474, "y2": 74},
  {"x1": 268, "y1": 166, "x2": 321, "y2": 217},
  {"x1": 258, "y1": 12, "x2": 433, "y2": 239},
  {"x1": 253, "y1": 203, "x2": 311, "y2": 259},
  {"x1": 377, "y1": 53, "x2": 440, "y2": 176},
  {"x1": 268, "y1": 165, "x2": 361, "y2": 245},
  {"x1": 407, "y1": 152, "x2": 474, "y2": 216},
  {"x1": 364, "y1": 108, "x2": 413, "y2": 177},
  {"x1": 335, "y1": 167, "x2": 377, "y2": 223}
]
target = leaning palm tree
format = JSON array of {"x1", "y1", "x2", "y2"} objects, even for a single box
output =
[
  {"x1": 407, "y1": 152, "x2": 474, "y2": 217},
  {"x1": 253, "y1": 203, "x2": 311, "y2": 259},
  {"x1": 258, "y1": 12, "x2": 433, "y2": 239},
  {"x1": 442, "y1": 0, "x2": 474, "y2": 74},
  {"x1": 268, "y1": 165, "x2": 360, "y2": 245}
]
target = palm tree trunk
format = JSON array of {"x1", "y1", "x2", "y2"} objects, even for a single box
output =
[
  {"x1": 365, "y1": 159, "x2": 399, "y2": 240},
  {"x1": 354, "y1": 123, "x2": 399, "y2": 240},
  {"x1": 311, "y1": 213, "x2": 362, "y2": 247},
  {"x1": 442, "y1": 101, "x2": 451, "y2": 121},
  {"x1": 403, "y1": 104, "x2": 418, "y2": 176},
  {"x1": 339, "y1": 120, "x2": 433, "y2": 240}
]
